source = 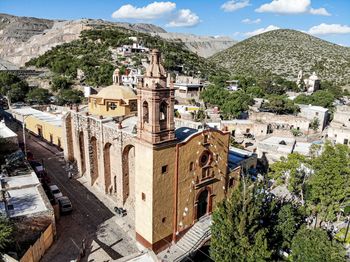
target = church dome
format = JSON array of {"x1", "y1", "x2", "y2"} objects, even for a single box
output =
[{"x1": 93, "y1": 84, "x2": 136, "y2": 101}]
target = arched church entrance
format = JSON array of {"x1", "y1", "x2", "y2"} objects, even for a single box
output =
[
  {"x1": 196, "y1": 189, "x2": 209, "y2": 220},
  {"x1": 79, "y1": 131, "x2": 86, "y2": 174},
  {"x1": 104, "y1": 143, "x2": 112, "y2": 193},
  {"x1": 90, "y1": 136, "x2": 98, "y2": 186}
]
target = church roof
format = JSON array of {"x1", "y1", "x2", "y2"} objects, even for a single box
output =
[{"x1": 90, "y1": 84, "x2": 136, "y2": 102}]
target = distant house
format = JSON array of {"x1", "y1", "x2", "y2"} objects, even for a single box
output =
[
  {"x1": 298, "y1": 104, "x2": 329, "y2": 130},
  {"x1": 327, "y1": 105, "x2": 350, "y2": 146},
  {"x1": 174, "y1": 76, "x2": 204, "y2": 100},
  {"x1": 226, "y1": 80, "x2": 240, "y2": 91}
]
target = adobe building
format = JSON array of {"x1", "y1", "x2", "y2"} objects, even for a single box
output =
[{"x1": 62, "y1": 49, "x2": 239, "y2": 253}]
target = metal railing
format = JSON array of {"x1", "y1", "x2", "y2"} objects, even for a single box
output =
[{"x1": 174, "y1": 227, "x2": 211, "y2": 262}]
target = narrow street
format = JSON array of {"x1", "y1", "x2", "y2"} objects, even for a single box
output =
[{"x1": 2, "y1": 115, "x2": 138, "y2": 262}]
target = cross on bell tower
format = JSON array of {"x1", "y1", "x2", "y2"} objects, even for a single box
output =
[{"x1": 137, "y1": 49, "x2": 175, "y2": 144}]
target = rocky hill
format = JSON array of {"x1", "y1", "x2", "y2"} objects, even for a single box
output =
[
  {"x1": 0, "y1": 13, "x2": 235, "y2": 66},
  {"x1": 154, "y1": 32, "x2": 236, "y2": 58},
  {"x1": 210, "y1": 29, "x2": 350, "y2": 85}
]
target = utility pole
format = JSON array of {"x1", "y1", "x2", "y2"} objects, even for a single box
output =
[{"x1": 22, "y1": 114, "x2": 27, "y2": 158}]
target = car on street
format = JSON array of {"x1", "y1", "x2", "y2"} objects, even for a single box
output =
[
  {"x1": 49, "y1": 184, "x2": 63, "y2": 202},
  {"x1": 57, "y1": 196, "x2": 73, "y2": 214}
]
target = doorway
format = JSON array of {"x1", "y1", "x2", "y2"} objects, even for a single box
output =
[{"x1": 197, "y1": 189, "x2": 209, "y2": 220}]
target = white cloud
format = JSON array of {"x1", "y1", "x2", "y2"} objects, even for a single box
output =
[
  {"x1": 256, "y1": 0, "x2": 310, "y2": 14},
  {"x1": 221, "y1": 0, "x2": 250, "y2": 12},
  {"x1": 308, "y1": 23, "x2": 350, "y2": 35},
  {"x1": 166, "y1": 9, "x2": 200, "y2": 27},
  {"x1": 111, "y1": 1, "x2": 176, "y2": 20},
  {"x1": 309, "y1": 7, "x2": 331, "y2": 16},
  {"x1": 245, "y1": 25, "x2": 280, "y2": 37},
  {"x1": 241, "y1": 18, "x2": 261, "y2": 24},
  {"x1": 255, "y1": 0, "x2": 331, "y2": 16}
]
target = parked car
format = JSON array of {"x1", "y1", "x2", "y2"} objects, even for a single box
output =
[
  {"x1": 57, "y1": 196, "x2": 73, "y2": 214},
  {"x1": 49, "y1": 185, "x2": 63, "y2": 202}
]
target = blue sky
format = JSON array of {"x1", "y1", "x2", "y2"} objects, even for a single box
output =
[{"x1": 1, "y1": 0, "x2": 350, "y2": 46}]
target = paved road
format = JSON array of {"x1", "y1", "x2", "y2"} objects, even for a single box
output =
[{"x1": 3, "y1": 116, "x2": 138, "y2": 262}]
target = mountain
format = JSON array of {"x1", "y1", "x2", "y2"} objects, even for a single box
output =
[
  {"x1": 0, "y1": 13, "x2": 235, "y2": 66},
  {"x1": 153, "y1": 32, "x2": 236, "y2": 58},
  {"x1": 210, "y1": 29, "x2": 350, "y2": 85}
]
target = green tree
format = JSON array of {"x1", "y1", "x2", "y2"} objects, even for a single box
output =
[
  {"x1": 26, "y1": 88, "x2": 51, "y2": 104},
  {"x1": 56, "y1": 89, "x2": 83, "y2": 105},
  {"x1": 261, "y1": 95, "x2": 299, "y2": 115},
  {"x1": 291, "y1": 227, "x2": 346, "y2": 262},
  {"x1": 309, "y1": 117, "x2": 320, "y2": 131},
  {"x1": 51, "y1": 75, "x2": 72, "y2": 91},
  {"x1": 0, "y1": 72, "x2": 29, "y2": 102},
  {"x1": 307, "y1": 142, "x2": 350, "y2": 222},
  {"x1": 269, "y1": 153, "x2": 309, "y2": 205},
  {"x1": 274, "y1": 203, "x2": 303, "y2": 249},
  {"x1": 0, "y1": 215, "x2": 14, "y2": 252},
  {"x1": 294, "y1": 90, "x2": 335, "y2": 109},
  {"x1": 210, "y1": 181, "x2": 272, "y2": 262}
]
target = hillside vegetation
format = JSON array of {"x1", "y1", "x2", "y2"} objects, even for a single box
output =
[
  {"x1": 26, "y1": 26, "x2": 224, "y2": 87},
  {"x1": 210, "y1": 29, "x2": 350, "y2": 85}
]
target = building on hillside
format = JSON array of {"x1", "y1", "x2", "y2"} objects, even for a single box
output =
[
  {"x1": 88, "y1": 69, "x2": 137, "y2": 118},
  {"x1": 10, "y1": 107, "x2": 63, "y2": 148},
  {"x1": 174, "y1": 76, "x2": 204, "y2": 100},
  {"x1": 62, "y1": 49, "x2": 239, "y2": 253},
  {"x1": 297, "y1": 70, "x2": 320, "y2": 93},
  {"x1": 249, "y1": 111, "x2": 311, "y2": 134},
  {"x1": 257, "y1": 136, "x2": 316, "y2": 163},
  {"x1": 298, "y1": 104, "x2": 329, "y2": 131},
  {"x1": 121, "y1": 68, "x2": 143, "y2": 89},
  {"x1": 117, "y1": 43, "x2": 149, "y2": 57},
  {"x1": 221, "y1": 119, "x2": 270, "y2": 139},
  {"x1": 327, "y1": 105, "x2": 350, "y2": 146},
  {"x1": 257, "y1": 136, "x2": 296, "y2": 163},
  {"x1": 226, "y1": 80, "x2": 240, "y2": 91}
]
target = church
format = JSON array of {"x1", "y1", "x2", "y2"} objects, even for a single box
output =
[{"x1": 62, "y1": 49, "x2": 240, "y2": 252}]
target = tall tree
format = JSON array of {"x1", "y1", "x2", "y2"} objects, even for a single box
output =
[
  {"x1": 291, "y1": 227, "x2": 346, "y2": 262},
  {"x1": 210, "y1": 181, "x2": 272, "y2": 262},
  {"x1": 307, "y1": 142, "x2": 350, "y2": 222},
  {"x1": 0, "y1": 215, "x2": 14, "y2": 252}
]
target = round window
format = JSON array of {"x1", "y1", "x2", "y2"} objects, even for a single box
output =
[{"x1": 199, "y1": 151, "x2": 211, "y2": 167}]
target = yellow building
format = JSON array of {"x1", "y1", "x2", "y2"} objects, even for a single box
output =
[
  {"x1": 88, "y1": 69, "x2": 137, "y2": 117},
  {"x1": 11, "y1": 107, "x2": 63, "y2": 148}
]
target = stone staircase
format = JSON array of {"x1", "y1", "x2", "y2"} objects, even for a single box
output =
[{"x1": 158, "y1": 215, "x2": 212, "y2": 261}]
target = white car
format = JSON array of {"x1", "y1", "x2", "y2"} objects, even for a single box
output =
[{"x1": 49, "y1": 185, "x2": 63, "y2": 202}]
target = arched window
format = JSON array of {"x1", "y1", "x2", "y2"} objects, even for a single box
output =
[
  {"x1": 143, "y1": 101, "x2": 149, "y2": 123},
  {"x1": 160, "y1": 101, "x2": 167, "y2": 121}
]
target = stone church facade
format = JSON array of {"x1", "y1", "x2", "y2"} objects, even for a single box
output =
[{"x1": 62, "y1": 49, "x2": 240, "y2": 252}]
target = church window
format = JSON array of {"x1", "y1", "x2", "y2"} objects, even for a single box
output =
[
  {"x1": 199, "y1": 151, "x2": 211, "y2": 167},
  {"x1": 143, "y1": 101, "x2": 149, "y2": 123},
  {"x1": 189, "y1": 162, "x2": 194, "y2": 171},
  {"x1": 160, "y1": 101, "x2": 167, "y2": 121},
  {"x1": 142, "y1": 192, "x2": 146, "y2": 201},
  {"x1": 162, "y1": 217, "x2": 166, "y2": 223},
  {"x1": 109, "y1": 102, "x2": 117, "y2": 110},
  {"x1": 162, "y1": 165, "x2": 168, "y2": 174},
  {"x1": 203, "y1": 134, "x2": 209, "y2": 145}
]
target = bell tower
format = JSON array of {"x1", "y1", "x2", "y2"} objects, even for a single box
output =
[{"x1": 137, "y1": 49, "x2": 175, "y2": 144}]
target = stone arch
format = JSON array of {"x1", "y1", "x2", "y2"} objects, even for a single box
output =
[
  {"x1": 79, "y1": 131, "x2": 86, "y2": 174},
  {"x1": 194, "y1": 187, "x2": 212, "y2": 221},
  {"x1": 122, "y1": 144, "x2": 135, "y2": 204},
  {"x1": 90, "y1": 136, "x2": 98, "y2": 186},
  {"x1": 142, "y1": 101, "x2": 149, "y2": 124},
  {"x1": 160, "y1": 100, "x2": 168, "y2": 121},
  {"x1": 103, "y1": 143, "x2": 112, "y2": 193}
]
